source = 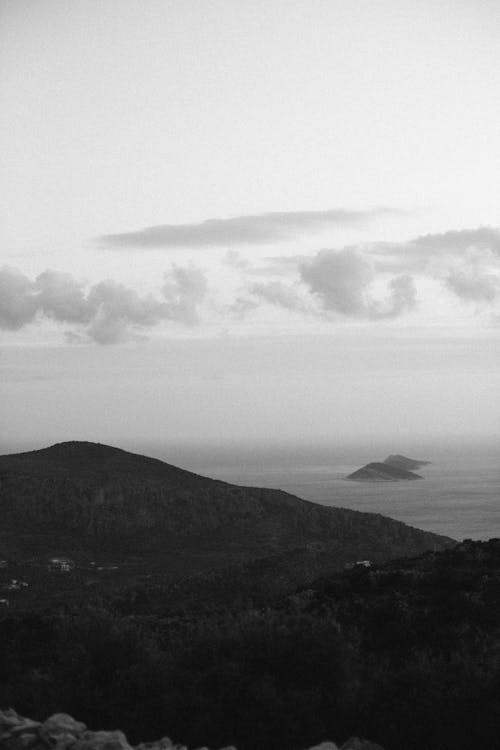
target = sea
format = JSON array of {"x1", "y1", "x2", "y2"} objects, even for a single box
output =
[{"x1": 145, "y1": 438, "x2": 499, "y2": 542}]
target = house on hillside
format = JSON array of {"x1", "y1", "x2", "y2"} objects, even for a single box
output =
[
  {"x1": 345, "y1": 560, "x2": 372, "y2": 570},
  {"x1": 48, "y1": 557, "x2": 75, "y2": 573},
  {"x1": 5, "y1": 579, "x2": 28, "y2": 590}
]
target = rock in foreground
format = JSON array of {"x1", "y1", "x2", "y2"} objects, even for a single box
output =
[{"x1": 0, "y1": 709, "x2": 384, "y2": 750}]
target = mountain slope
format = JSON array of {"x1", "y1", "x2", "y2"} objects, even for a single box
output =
[
  {"x1": 0, "y1": 442, "x2": 449, "y2": 568},
  {"x1": 2, "y1": 541, "x2": 498, "y2": 750}
]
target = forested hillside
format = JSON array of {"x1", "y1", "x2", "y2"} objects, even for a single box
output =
[{"x1": 1, "y1": 539, "x2": 499, "y2": 750}]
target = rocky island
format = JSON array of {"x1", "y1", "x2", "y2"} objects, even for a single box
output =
[
  {"x1": 383, "y1": 454, "x2": 431, "y2": 471},
  {"x1": 346, "y1": 461, "x2": 423, "y2": 481}
]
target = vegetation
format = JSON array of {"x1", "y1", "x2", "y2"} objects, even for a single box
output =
[
  {"x1": 0, "y1": 443, "x2": 449, "y2": 563},
  {"x1": 0, "y1": 441, "x2": 452, "y2": 614},
  {"x1": 1, "y1": 539, "x2": 499, "y2": 750}
]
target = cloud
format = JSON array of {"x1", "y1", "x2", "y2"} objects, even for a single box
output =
[
  {"x1": 247, "y1": 281, "x2": 309, "y2": 312},
  {"x1": 100, "y1": 207, "x2": 401, "y2": 249},
  {"x1": 223, "y1": 250, "x2": 250, "y2": 270},
  {"x1": 224, "y1": 251, "x2": 311, "y2": 279},
  {"x1": 230, "y1": 296, "x2": 259, "y2": 320},
  {"x1": 223, "y1": 226, "x2": 500, "y2": 286},
  {"x1": 415, "y1": 227, "x2": 500, "y2": 255},
  {"x1": 230, "y1": 280, "x2": 309, "y2": 319},
  {"x1": 300, "y1": 249, "x2": 417, "y2": 319},
  {"x1": 232, "y1": 249, "x2": 417, "y2": 321},
  {"x1": 385, "y1": 274, "x2": 418, "y2": 316},
  {"x1": 0, "y1": 267, "x2": 38, "y2": 330},
  {"x1": 370, "y1": 226, "x2": 500, "y2": 273},
  {"x1": 445, "y1": 267, "x2": 500, "y2": 304},
  {"x1": 365, "y1": 226, "x2": 500, "y2": 306},
  {"x1": 36, "y1": 270, "x2": 91, "y2": 323},
  {"x1": 3, "y1": 225, "x2": 498, "y2": 342},
  {"x1": 288, "y1": 226, "x2": 500, "y2": 314},
  {"x1": 0, "y1": 265, "x2": 208, "y2": 344},
  {"x1": 162, "y1": 265, "x2": 208, "y2": 325},
  {"x1": 85, "y1": 281, "x2": 170, "y2": 344}
]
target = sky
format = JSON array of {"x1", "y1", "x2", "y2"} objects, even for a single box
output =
[{"x1": 1, "y1": 0, "x2": 499, "y2": 448}]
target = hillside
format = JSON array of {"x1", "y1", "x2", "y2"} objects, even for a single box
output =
[
  {"x1": 346, "y1": 462, "x2": 423, "y2": 482},
  {"x1": 1, "y1": 540, "x2": 498, "y2": 750},
  {"x1": 0, "y1": 443, "x2": 447, "y2": 566},
  {"x1": 383, "y1": 454, "x2": 431, "y2": 471}
]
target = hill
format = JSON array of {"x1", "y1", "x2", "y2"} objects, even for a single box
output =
[
  {"x1": 346, "y1": 462, "x2": 423, "y2": 482},
  {"x1": 1, "y1": 539, "x2": 498, "y2": 750},
  {"x1": 383, "y1": 454, "x2": 431, "y2": 471},
  {"x1": 0, "y1": 442, "x2": 450, "y2": 605}
]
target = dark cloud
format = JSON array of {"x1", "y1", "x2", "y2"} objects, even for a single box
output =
[
  {"x1": 100, "y1": 207, "x2": 401, "y2": 249},
  {"x1": 0, "y1": 265, "x2": 208, "y2": 344},
  {"x1": 300, "y1": 249, "x2": 417, "y2": 319}
]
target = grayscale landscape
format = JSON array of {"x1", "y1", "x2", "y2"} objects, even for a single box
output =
[{"x1": 0, "y1": 2, "x2": 499, "y2": 750}]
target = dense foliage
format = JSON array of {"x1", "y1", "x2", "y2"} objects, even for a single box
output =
[{"x1": 1, "y1": 540, "x2": 499, "y2": 750}]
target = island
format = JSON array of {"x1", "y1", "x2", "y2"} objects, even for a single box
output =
[
  {"x1": 383, "y1": 454, "x2": 431, "y2": 471},
  {"x1": 346, "y1": 461, "x2": 423, "y2": 481}
]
